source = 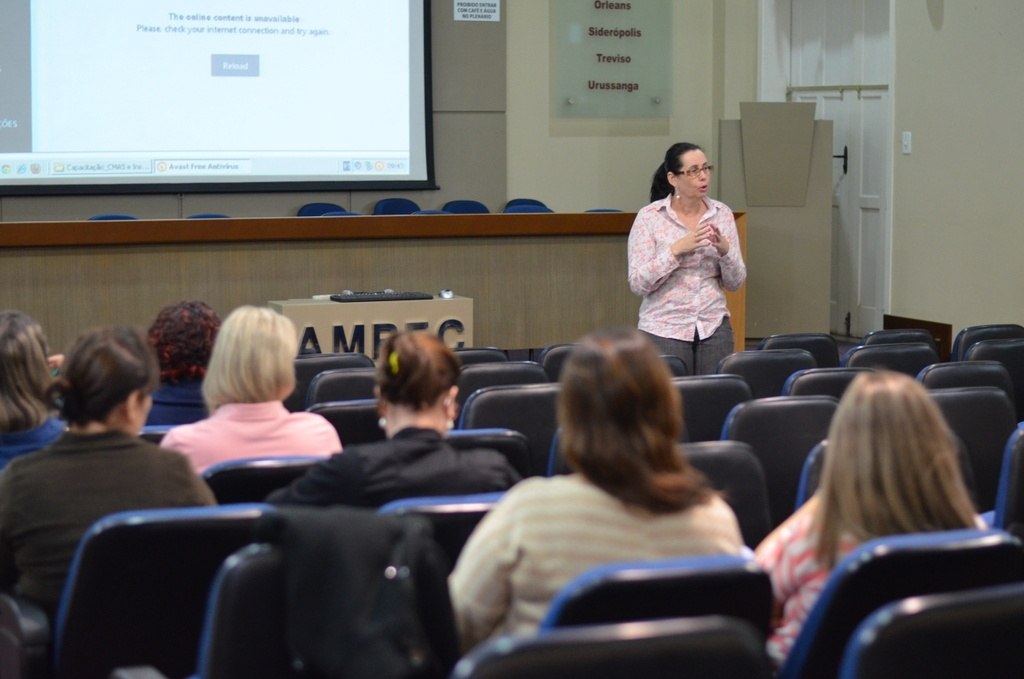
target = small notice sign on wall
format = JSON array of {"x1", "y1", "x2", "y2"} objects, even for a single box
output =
[{"x1": 455, "y1": 0, "x2": 500, "y2": 22}]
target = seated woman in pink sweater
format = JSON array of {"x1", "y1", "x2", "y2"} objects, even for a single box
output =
[
  {"x1": 161, "y1": 305, "x2": 341, "y2": 472},
  {"x1": 754, "y1": 371, "x2": 980, "y2": 667}
]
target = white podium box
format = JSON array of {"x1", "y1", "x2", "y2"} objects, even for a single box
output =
[{"x1": 269, "y1": 296, "x2": 474, "y2": 360}]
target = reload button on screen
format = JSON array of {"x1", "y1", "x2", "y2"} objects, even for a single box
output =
[{"x1": 211, "y1": 54, "x2": 260, "y2": 77}]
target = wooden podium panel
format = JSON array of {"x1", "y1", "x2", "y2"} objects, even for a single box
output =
[{"x1": 270, "y1": 296, "x2": 474, "y2": 360}]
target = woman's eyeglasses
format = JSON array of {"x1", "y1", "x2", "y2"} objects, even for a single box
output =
[{"x1": 676, "y1": 164, "x2": 714, "y2": 178}]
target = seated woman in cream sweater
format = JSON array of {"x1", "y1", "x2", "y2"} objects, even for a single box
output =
[{"x1": 449, "y1": 327, "x2": 744, "y2": 650}]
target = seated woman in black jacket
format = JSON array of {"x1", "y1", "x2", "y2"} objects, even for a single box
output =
[{"x1": 268, "y1": 331, "x2": 520, "y2": 506}]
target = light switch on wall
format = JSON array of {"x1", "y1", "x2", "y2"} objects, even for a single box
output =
[{"x1": 901, "y1": 131, "x2": 912, "y2": 155}]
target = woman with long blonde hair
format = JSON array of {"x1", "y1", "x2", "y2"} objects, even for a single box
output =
[{"x1": 755, "y1": 370, "x2": 978, "y2": 666}]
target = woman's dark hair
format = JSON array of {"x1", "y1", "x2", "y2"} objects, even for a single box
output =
[
  {"x1": 376, "y1": 332, "x2": 460, "y2": 410},
  {"x1": 558, "y1": 327, "x2": 710, "y2": 514},
  {"x1": 50, "y1": 326, "x2": 160, "y2": 425},
  {"x1": 148, "y1": 300, "x2": 221, "y2": 384},
  {"x1": 649, "y1": 142, "x2": 704, "y2": 202}
]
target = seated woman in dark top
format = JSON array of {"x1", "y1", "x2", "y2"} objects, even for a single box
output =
[
  {"x1": 0, "y1": 325, "x2": 215, "y2": 618},
  {"x1": 268, "y1": 331, "x2": 521, "y2": 507},
  {"x1": 145, "y1": 300, "x2": 222, "y2": 426},
  {"x1": 0, "y1": 311, "x2": 65, "y2": 468}
]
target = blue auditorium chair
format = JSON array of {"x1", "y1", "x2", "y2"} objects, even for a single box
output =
[
  {"x1": 721, "y1": 395, "x2": 838, "y2": 528},
  {"x1": 442, "y1": 199, "x2": 490, "y2": 214},
  {"x1": 296, "y1": 202, "x2": 345, "y2": 216},
  {"x1": 452, "y1": 616, "x2": 773, "y2": 679},
  {"x1": 950, "y1": 323, "x2": 1024, "y2": 361},
  {"x1": 776, "y1": 528, "x2": 1024, "y2": 679},
  {"x1": 717, "y1": 349, "x2": 818, "y2": 399},
  {"x1": 285, "y1": 352, "x2": 374, "y2": 412},
  {"x1": 87, "y1": 213, "x2": 137, "y2": 220},
  {"x1": 378, "y1": 492, "x2": 505, "y2": 572},
  {"x1": 0, "y1": 504, "x2": 271, "y2": 679},
  {"x1": 539, "y1": 554, "x2": 773, "y2": 638},
  {"x1": 373, "y1": 197, "x2": 420, "y2": 215},
  {"x1": 838, "y1": 582, "x2": 1024, "y2": 679}
]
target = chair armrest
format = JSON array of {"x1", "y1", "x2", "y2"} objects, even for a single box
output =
[
  {"x1": 109, "y1": 667, "x2": 173, "y2": 679},
  {"x1": 0, "y1": 592, "x2": 52, "y2": 679}
]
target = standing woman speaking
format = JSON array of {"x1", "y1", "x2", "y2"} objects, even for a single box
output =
[{"x1": 627, "y1": 142, "x2": 746, "y2": 375}]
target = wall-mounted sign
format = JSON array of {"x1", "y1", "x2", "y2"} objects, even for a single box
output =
[
  {"x1": 551, "y1": 0, "x2": 672, "y2": 118},
  {"x1": 455, "y1": 0, "x2": 501, "y2": 22}
]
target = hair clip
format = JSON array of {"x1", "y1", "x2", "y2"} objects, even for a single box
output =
[{"x1": 388, "y1": 351, "x2": 400, "y2": 375}]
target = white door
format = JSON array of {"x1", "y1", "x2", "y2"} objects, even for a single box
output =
[{"x1": 762, "y1": 0, "x2": 892, "y2": 338}]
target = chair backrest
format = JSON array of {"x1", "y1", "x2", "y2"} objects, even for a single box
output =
[
  {"x1": 992, "y1": 426, "x2": 1024, "y2": 538},
  {"x1": 777, "y1": 529, "x2": 1024, "y2": 679},
  {"x1": 306, "y1": 398, "x2": 384, "y2": 447},
  {"x1": 536, "y1": 343, "x2": 578, "y2": 381},
  {"x1": 917, "y1": 359, "x2": 1015, "y2": 406},
  {"x1": 757, "y1": 333, "x2": 840, "y2": 368},
  {"x1": 320, "y1": 210, "x2": 359, "y2": 216},
  {"x1": 87, "y1": 213, "x2": 137, "y2": 220},
  {"x1": 456, "y1": 361, "x2": 549, "y2": 408},
  {"x1": 458, "y1": 383, "x2": 561, "y2": 477},
  {"x1": 963, "y1": 337, "x2": 1024, "y2": 421},
  {"x1": 547, "y1": 437, "x2": 771, "y2": 547},
  {"x1": 53, "y1": 505, "x2": 270, "y2": 679},
  {"x1": 672, "y1": 374, "x2": 753, "y2": 443},
  {"x1": 286, "y1": 352, "x2": 374, "y2": 412},
  {"x1": 454, "y1": 346, "x2": 509, "y2": 365},
  {"x1": 717, "y1": 349, "x2": 818, "y2": 399},
  {"x1": 452, "y1": 616, "x2": 773, "y2": 679},
  {"x1": 448, "y1": 427, "x2": 532, "y2": 479},
  {"x1": 195, "y1": 544, "x2": 295, "y2": 679},
  {"x1": 685, "y1": 441, "x2": 772, "y2": 548},
  {"x1": 297, "y1": 202, "x2": 344, "y2": 216},
  {"x1": 929, "y1": 386, "x2": 1017, "y2": 511},
  {"x1": 413, "y1": 209, "x2": 452, "y2": 215},
  {"x1": 187, "y1": 213, "x2": 230, "y2": 219},
  {"x1": 442, "y1": 199, "x2": 490, "y2": 214},
  {"x1": 504, "y1": 198, "x2": 548, "y2": 210},
  {"x1": 202, "y1": 457, "x2": 326, "y2": 504},
  {"x1": 378, "y1": 492, "x2": 504, "y2": 572},
  {"x1": 198, "y1": 506, "x2": 459, "y2": 679},
  {"x1": 305, "y1": 366, "x2": 378, "y2": 407},
  {"x1": 139, "y1": 424, "x2": 173, "y2": 444},
  {"x1": 951, "y1": 323, "x2": 1024, "y2": 361},
  {"x1": 793, "y1": 440, "x2": 827, "y2": 510},
  {"x1": 373, "y1": 197, "x2": 421, "y2": 215},
  {"x1": 838, "y1": 582, "x2": 1024, "y2": 679},
  {"x1": 539, "y1": 554, "x2": 772, "y2": 636},
  {"x1": 502, "y1": 204, "x2": 554, "y2": 213},
  {"x1": 660, "y1": 354, "x2": 689, "y2": 377},
  {"x1": 721, "y1": 395, "x2": 838, "y2": 528},
  {"x1": 841, "y1": 342, "x2": 940, "y2": 377},
  {"x1": 861, "y1": 328, "x2": 937, "y2": 350},
  {"x1": 782, "y1": 366, "x2": 874, "y2": 398}
]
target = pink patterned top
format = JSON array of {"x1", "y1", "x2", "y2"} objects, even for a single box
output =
[
  {"x1": 753, "y1": 500, "x2": 859, "y2": 667},
  {"x1": 627, "y1": 196, "x2": 745, "y2": 342}
]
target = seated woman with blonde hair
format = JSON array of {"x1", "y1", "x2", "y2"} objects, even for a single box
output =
[
  {"x1": 0, "y1": 325, "x2": 214, "y2": 619},
  {"x1": 449, "y1": 327, "x2": 743, "y2": 651},
  {"x1": 0, "y1": 311, "x2": 64, "y2": 468},
  {"x1": 161, "y1": 305, "x2": 341, "y2": 472},
  {"x1": 754, "y1": 370, "x2": 980, "y2": 667}
]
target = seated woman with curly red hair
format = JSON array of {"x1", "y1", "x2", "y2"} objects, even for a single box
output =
[{"x1": 146, "y1": 300, "x2": 221, "y2": 426}]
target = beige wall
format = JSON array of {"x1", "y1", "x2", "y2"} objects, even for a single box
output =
[
  {"x1": 890, "y1": 2, "x2": 1024, "y2": 330},
  {"x1": 506, "y1": 1, "x2": 758, "y2": 212}
]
